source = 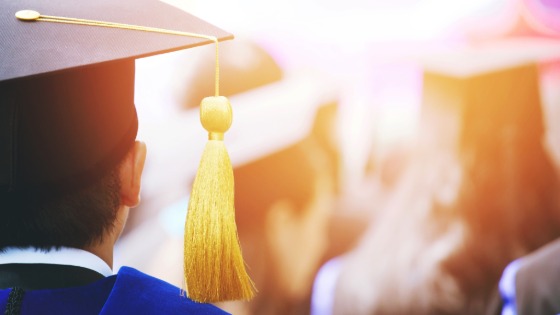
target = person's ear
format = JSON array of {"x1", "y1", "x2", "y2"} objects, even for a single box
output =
[{"x1": 120, "y1": 141, "x2": 147, "y2": 208}]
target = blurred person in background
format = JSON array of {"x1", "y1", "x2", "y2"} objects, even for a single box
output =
[
  {"x1": 216, "y1": 140, "x2": 334, "y2": 315},
  {"x1": 316, "y1": 58, "x2": 560, "y2": 315}
]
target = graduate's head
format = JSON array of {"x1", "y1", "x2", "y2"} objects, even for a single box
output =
[{"x1": 0, "y1": 0, "x2": 232, "y2": 251}]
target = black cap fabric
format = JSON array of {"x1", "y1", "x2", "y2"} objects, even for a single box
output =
[
  {"x1": 0, "y1": 0, "x2": 233, "y2": 83},
  {"x1": 0, "y1": 0, "x2": 233, "y2": 193}
]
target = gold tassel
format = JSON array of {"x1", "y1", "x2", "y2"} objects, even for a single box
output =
[{"x1": 184, "y1": 95, "x2": 255, "y2": 303}]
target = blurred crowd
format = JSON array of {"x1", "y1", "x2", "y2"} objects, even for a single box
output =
[{"x1": 115, "y1": 0, "x2": 560, "y2": 314}]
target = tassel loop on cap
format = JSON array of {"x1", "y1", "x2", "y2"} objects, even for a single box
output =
[{"x1": 184, "y1": 95, "x2": 255, "y2": 303}]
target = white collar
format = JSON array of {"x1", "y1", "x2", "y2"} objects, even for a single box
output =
[{"x1": 0, "y1": 247, "x2": 113, "y2": 277}]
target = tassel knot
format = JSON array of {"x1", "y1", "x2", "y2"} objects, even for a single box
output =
[{"x1": 201, "y1": 96, "x2": 232, "y2": 135}]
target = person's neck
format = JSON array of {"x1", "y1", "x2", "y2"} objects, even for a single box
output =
[
  {"x1": 83, "y1": 233, "x2": 115, "y2": 269},
  {"x1": 85, "y1": 205, "x2": 127, "y2": 269},
  {"x1": 84, "y1": 238, "x2": 115, "y2": 268}
]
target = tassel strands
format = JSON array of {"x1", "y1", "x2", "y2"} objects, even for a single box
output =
[
  {"x1": 184, "y1": 96, "x2": 255, "y2": 302},
  {"x1": 184, "y1": 33, "x2": 254, "y2": 303}
]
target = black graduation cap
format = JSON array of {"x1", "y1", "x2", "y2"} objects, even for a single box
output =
[{"x1": 0, "y1": 0, "x2": 233, "y2": 193}]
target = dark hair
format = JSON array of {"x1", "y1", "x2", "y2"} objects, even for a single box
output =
[
  {"x1": 0, "y1": 164, "x2": 122, "y2": 251},
  {"x1": 233, "y1": 142, "x2": 317, "y2": 230}
]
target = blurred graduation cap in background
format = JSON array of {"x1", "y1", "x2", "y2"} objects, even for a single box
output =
[
  {"x1": 134, "y1": 68, "x2": 339, "y2": 211},
  {"x1": 419, "y1": 38, "x2": 560, "y2": 153}
]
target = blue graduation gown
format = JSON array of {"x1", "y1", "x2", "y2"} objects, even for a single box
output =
[{"x1": 0, "y1": 266, "x2": 229, "y2": 314}]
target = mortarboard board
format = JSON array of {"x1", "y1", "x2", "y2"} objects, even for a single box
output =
[{"x1": 0, "y1": 0, "x2": 232, "y2": 193}]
